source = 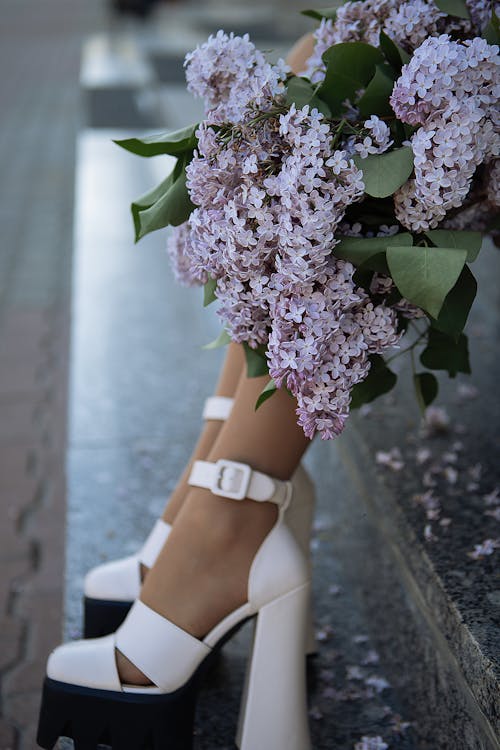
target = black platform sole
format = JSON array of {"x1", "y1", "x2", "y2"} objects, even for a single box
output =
[
  {"x1": 37, "y1": 676, "x2": 198, "y2": 750},
  {"x1": 83, "y1": 597, "x2": 132, "y2": 639},
  {"x1": 37, "y1": 617, "x2": 252, "y2": 749}
]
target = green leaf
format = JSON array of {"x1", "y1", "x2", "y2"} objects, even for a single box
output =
[
  {"x1": 131, "y1": 167, "x2": 178, "y2": 240},
  {"x1": 354, "y1": 146, "x2": 414, "y2": 198},
  {"x1": 243, "y1": 343, "x2": 269, "y2": 378},
  {"x1": 420, "y1": 329, "x2": 470, "y2": 377},
  {"x1": 397, "y1": 45, "x2": 411, "y2": 66},
  {"x1": 203, "y1": 278, "x2": 217, "y2": 307},
  {"x1": 361, "y1": 251, "x2": 391, "y2": 274},
  {"x1": 318, "y1": 42, "x2": 384, "y2": 115},
  {"x1": 431, "y1": 265, "x2": 477, "y2": 337},
  {"x1": 285, "y1": 77, "x2": 331, "y2": 117},
  {"x1": 134, "y1": 158, "x2": 195, "y2": 241},
  {"x1": 335, "y1": 232, "x2": 412, "y2": 265},
  {"x1": 403, "y1": 123, "x2": 418, "y2": 140},
  {"x1": 435, "y1": 0, "x2": 470, "y2": 18},
  {"x1": 352, "y1": 252, "x2": 389, "y2": 293},
  {"x1": 350, "y1": 354, "x2": 397, "y2": 408},
  {"x1": 301, "y1": 4, "x2": 342, "y2": 20},
  {"x1": 424, "y1": 229, "x2": 482, "y2": 263},
  {"x1": 387, "y1": 245, "x2": 467, "y2": 319},
  {"x1": 357, "y1": 64, "x2": 396, "y2": 117},
  {"x1": 352, "y1": 266, "x2": 375, "y2": 292},
  {"x1": 483, "y1": 10, "x2": 500, "y2": 44},
  {"x1": 203, "y1": 329, "x2": 231, "y2": 350},
  {"x1": 255, "y1": 379, "x2": 277, "y2": 410},
  {"x1": 286, "y1": 77, "x2": 314, "y2": 107},
  {"x1": 414, "y1": 372, "x2": 439, "y2": 412},
  {"x1": 114, "y1": 124, "x2": 198, "y2": 158},
  {"x1": 379, "y1": 30, "x2": 410, "y2": 70}
]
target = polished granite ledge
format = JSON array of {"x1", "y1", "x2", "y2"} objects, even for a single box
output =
[{"x1": 334, "y1": 244, "x2": 500, "y2": 749}]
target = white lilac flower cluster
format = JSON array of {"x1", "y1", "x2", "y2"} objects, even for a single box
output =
[
  {"x1": 167, "y1": 222, "x2": 206, "y2": 286},
  {"x1": 164, "y1": 13, "x2": 498, "y2": 439},
  {"x1": 168, "y1": 31, "x2": 399, "y2": 439},
  {"x1": 184, "y1": 30, "x2": 288, "y2": 124},
  {"x1": 391, "y1": 35, "x2": 500, "y2": 230},
  {"x1": 354, "y1": 115, "x2": 393, "y2": 158},
  {"x1": 303, "y1": 2, "x2": 500, "y2": 233},
  {"x1": 268, "y1": 264, "x2": 399, "y2": 439},
  {"x1": 304, "y1": 0, "x2": 397, "y2": 82},
  {"x1": 303, "y1": 0, "x2": 492, "y2": 83}
]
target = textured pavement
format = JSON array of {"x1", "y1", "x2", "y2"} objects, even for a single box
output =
[{"x1": 0, "y1": 2, "x2": 104, "y2": 748}]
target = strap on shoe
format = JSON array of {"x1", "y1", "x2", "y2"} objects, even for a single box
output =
[
  {"x1": 116, "y1": 600, "x2": 211, "y2": 692},
  {"x1": 139, "y1": 519, "x2": 172, "y2": 569},
  {"x1": 202, "y1": 396, "x2": 234, "y2": 421},
  {"x1": 189, "y1": 459, "x2": 289, "y2": 507}
]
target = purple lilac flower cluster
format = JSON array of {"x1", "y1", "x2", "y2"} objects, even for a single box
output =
[
  {"x1": 184, "y1": 30, "x2": 288, "y2": 124},
  {"x1": 353, "y1": 115, "x2": 393, "y2": 158},
  {"x1": 268, "y1": 264, "x2": 399, "y2": 439},
  {"x1": 391, "y1": 35, "x2": 499, "y2": 230},
  {"x1": 303, "y1": 2, "x2": 499, "y2": 233},
  {"x1": 165, "y1": 13, "x2": 498, "y2": 438},
  {"x1": 167, "y1": 222, "x2": 207, "y2": 286},
  {"x1": 168, "y1": 32, "x2": 399, "y2": 439},
  {"x1": 303, "y1": 0, "x2": 493, "y2": 83}
]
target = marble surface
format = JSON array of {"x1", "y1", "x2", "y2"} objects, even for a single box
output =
[{"x1": 338, "y1": 243, "x2": 500, "y2": 746}]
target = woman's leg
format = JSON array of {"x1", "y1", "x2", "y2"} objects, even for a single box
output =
[
  {"x1": 161, "y1": 342, "x2": 244, "y2": 524},
  {"x1": 119, "y1": 362, "x2": 310, "y2": 684},
  {"x1": 286, "y1": 32, "x2": 315, "y2": 74},
  {"x1": 160, "y1": 30, "x2": 314, "y2": 525}
]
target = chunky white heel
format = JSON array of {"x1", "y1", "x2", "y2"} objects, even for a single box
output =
[
  {"x1": 37, "y1": 459, "x2": 312, "y2": 750},
  {"x1": 237, "y1": 584, "x2": 311, "y2": 750},
  {"x1": 82, "y1": 396, "x2": 317, "y2": 655}
]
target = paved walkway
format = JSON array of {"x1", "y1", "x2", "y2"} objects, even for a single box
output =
[{"x1": 0, "y1": 2, "x2": 103, "y2": 749}]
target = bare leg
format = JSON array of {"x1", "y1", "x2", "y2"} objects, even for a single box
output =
[
  {"x1": 160, "y1": 30, "x2": 313, "y2": 524},
  {"x1": 286, "y1": 33, "x2": 315, "y2": 75},
  {"x1": 119, "y1": 365, "x2": 310, "y2": 684},
  {"x1": 121, "y1": 35, "x2": 317, "y2": 676},
  {"x1": 162, "y1": 342, "x2": 244, "y2": 523}
]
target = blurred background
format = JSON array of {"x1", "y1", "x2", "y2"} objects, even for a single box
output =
[{"x1": 0, "y1": 2, "x2": 498, "y2": 749}]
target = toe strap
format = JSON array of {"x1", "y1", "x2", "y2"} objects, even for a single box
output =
[
  {"x1": 115, "y1": 600, "x2": 211, "y2": 692},
  {"x1": 47, "y1": 635, "x2": 122, "y2": 691}
]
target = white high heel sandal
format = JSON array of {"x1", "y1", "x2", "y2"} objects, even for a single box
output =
[
  {"x1": 37, "y1": 459, "x2": 312, "y2": 750},
  {"x1": 83, "y1": 395, "x2": 235, "y2": 638},
  {"x1": 82, "y1": 397, "x2": 317, "y2": 657}
]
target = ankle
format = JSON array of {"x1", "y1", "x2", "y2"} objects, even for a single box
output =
[
  {"x1": 180, "y1": 487, "x2": 278, "y2": 545},
  {"x1": 161, "y1": 421, "x2": 224, "y2": 525}
]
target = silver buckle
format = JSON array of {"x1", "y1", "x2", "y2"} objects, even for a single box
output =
[{"x1": 211, "y1": 460, "x2": 251, "y2": 501}]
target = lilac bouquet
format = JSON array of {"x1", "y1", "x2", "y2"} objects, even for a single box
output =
[{"x1": 116, "y1": 1, "x2": 499, "y2": 440}]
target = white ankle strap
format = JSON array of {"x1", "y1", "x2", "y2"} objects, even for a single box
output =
[
  {"x1": 189, "y1": 459, "x2": 289, "y2": 506},
  {"x1": 139, "y1": 519, "x2": 172, "y2": 569},
  {"x1": 202, "y1": 396, "x2": 234, "y2": 421}
]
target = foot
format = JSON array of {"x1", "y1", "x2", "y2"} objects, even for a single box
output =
[{"x1": 117, "y1": 486, "x2": 277, "y2": 685}]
